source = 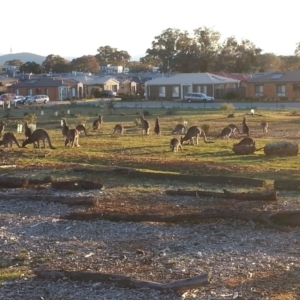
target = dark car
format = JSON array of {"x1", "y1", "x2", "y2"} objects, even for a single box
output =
[
  {"x1": 100, "y1": 90, "x2": 117, "y2": 98},
  {"x1": 16, "y1": 96, "x2": 31, "y2": 104}
]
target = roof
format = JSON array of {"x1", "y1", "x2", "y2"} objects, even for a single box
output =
[
  {"x1": 211, "y1": 72, "x2": 252, "y2": 82},
  {"x1": 248, "y1": 71, "x2": 300, "y2": 83},
  {"x1": 145, "y1": 73, "x2": 240, "y2": 85},
  {"x1": 9, "y1": 77, "x2": 81, "y2": 88}
]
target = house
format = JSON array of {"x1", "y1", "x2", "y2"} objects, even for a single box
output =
[
  {"x1": 0, "y1": 75, "x2": 18, "y2": 93},
  {"x1": 246, "y1": 71, "x2": 300, "y2": 100},
  {"x1": 144, "y1": 73, "x2": 240, "y2": 100},
  {"x1": 7, "y1": 76, "x2": 83, "y2": 100}
]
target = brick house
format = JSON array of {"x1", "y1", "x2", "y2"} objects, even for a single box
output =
[
  {"x1": 8, "y1": 76, "x2": 83, "y2": 100},
  {"x1": 246, "y1": 71, "x2": 300, "y2": 100},
  {"x1": 0, "y1": 75, "x2": 18, "y2": 93}
]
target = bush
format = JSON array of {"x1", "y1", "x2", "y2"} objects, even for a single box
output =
[
  {"x1": 24, "y1": 114, "x2": 37, "y2": 124},
  {"x1": 165, "y1": 107, "x2": 179, "y2": 115},
  {"x1": 219, "y1": 102, "x2": 235, "y2": 113},
  {"x1": 142, "y1": 110, "x2": 151, "y2": 116}
]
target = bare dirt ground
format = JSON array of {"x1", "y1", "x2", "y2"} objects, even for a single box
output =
[{"x1": 0, "y1": 165, "x2": 299, "y2": 300}]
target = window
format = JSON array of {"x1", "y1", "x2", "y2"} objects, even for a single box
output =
[
  {"x1": 44, "y1": 88, "x2": 48, "y2": 95},
  {"x1": 172, "y1": 86, "x2": 179, "y2": 97},
  {"x1": 277, "y1": 85, "x2": 285, "y2": 97},
  {"x1": 271, "y1": 73, "x2": 284, "y2": 80},
  {"x1": 27, "y1": 89, "x2": 32, "y2": 96},
  {"x1": 13, "y1": 89, "x2": 19, "y2": 95},
  {"x1": 201, "y1": 86, "x2": 207, "y2": 94},
  {"x1": 255, "y1": 85, "x2": 263, "y2": 97},
  {"x1": 159, "y1": 86, "x2": 166, "y2": 97}
]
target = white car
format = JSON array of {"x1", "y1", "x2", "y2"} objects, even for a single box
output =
[
  {"x1": 184, "y1": 93, "x2": 214, "y2": 103},
  {"x1": 26, "y1": 95, "x2": 50, "y2": 104}
]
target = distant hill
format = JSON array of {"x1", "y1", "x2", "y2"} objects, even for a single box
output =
[{"x1": 0, "y1": 52, "x2": 46, "y2": 65}]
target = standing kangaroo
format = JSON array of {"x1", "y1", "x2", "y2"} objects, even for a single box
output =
[
  {"x1": 261, "y1": 121, "x2": 268, "y2": 133},
  {"x1": 154, "y1": 117, "x2": 161, "y2": 135},
  {"x1": 181, "y1": 126, "x2": 214, "y2": 145},
  {"x1": 65, "y1": 129, "x2": 80, "y2": 147},
  {"x1": 0, "y1": 132, "x2": 22, "y2": 148},
  {"x1": 24, "y1": 121, "x2": 33, "y2": 139},
  {"x1": 140, "y1": 115, "x2": 150, "y2": 135},
  {"x1": 172, "y1": 124, "x2": 186, "y2": 135},
  {"x1": 242, "y1": 117, "x2": 250, "y2": 136},
  {"x1": 93, "y1": 114, "x2": 103, "y2": 131},
  {"x1": 170, "y1": 138, "x2": 183, "y2": 152},
  {"x1": 76, "y1": 124, "x2": 88, "y2": 136},
  {"x1": 0, "y1": 120, "x2": 7, "y2": 137},
  {"x1": 113, "y1": 124, "x2": 124, "y2": 134},
  {"x1": 22, "y1": 129, "x2": 56, "y2": 149},
  {"x1": 219, "y1": 126, "x2": 233, "y2": 139},
  {"x1": 62, "y1": 118, "x2": 69, "y2": 138}
]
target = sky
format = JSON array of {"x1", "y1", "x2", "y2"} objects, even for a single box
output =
[{"x1": 1, "y1": 0, "x2": 299, "y2": 60}]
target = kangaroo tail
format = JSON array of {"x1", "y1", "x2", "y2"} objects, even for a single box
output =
[
  {"x1": 255, "y1": 147, "x2": 264, "y2": 151},
  {"x1": 13, "y1": 135, "x2": 22, "y2": 148},
  {"x1": 46, "y1": 132, "x2": 56, "y2": 149}
]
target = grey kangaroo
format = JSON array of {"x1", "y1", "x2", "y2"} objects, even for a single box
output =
[
  {"x1": 0, "y1": 132, "x2": 22, "y2": 148},
  {"x1": 0, "y1": 120, "x2": 7, "y2": 137},
  {"x1": 113, "y1": 124, "x2": 124, "y2": 134},
  {"x1": 65, "y1": 128, "x2": 80, "y2": 147},
  {"x1": 93, "y1": 114, "x2": 103, "y2": 131},
  {"x1": 62, "y1": 118, "x2": 69, "y2": 138},
  {"x1": 242, "y1": 117, "x2": 250, "y2": 136},
  {"x1": 140, "y1": 115, "x2": 150, "y2": 135},
  {"x1": 22, "y1": 129, "x2": 56, "y2": 149},
  {"x1": 219, "y1": 126, "x2": 233, "y2": 139},
  {"x1": 154, "y1": 117, "x2": 161, "y2": 135},
  {"x1": 76, "y1": 124, "x2": 88, "y2": 136},
  {"x1": 170, "y1": 138, "x2": 183, "y2": 152},
  {"x1": 180, "y1": 126, "x2": 214, "y2": 145},
  {"x1": 228, "y1": 123, "x2": 241, "y2": 137},
  {"x1": 261, "y1": 121, "x2": 268, "y2": 133},
  {"x1": 172, "y1": 124, "x2": 186, "y2": 135}
]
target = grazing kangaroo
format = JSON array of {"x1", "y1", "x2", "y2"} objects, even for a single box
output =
[
  {"x1": 65, "y1": 128, "x2": 79, "y2": 147},
  {"x1": 181, "y1": 126, "x2": 214, "y2": 145},
  {"x1": 0, "y1": 120, "x2": 7, "y2": 137},
  {"x1": 172, "y1": 124, "x2": 186, "y2": 135},
  {"x1": 219, "y1": 126, "x2": 233, "y2": 139},
  {"x1": 22, "y1": 129, "x2": 56, "y2": 149},
  {"x1": 113, "y1": 124, "x2": 124, "y2": 134},
  {"x1": 228, "y1": 123, "x2": 241, "y2": 137},
  {"x1": 242, "y1": 117, "x2": 250, "y2": 136},
  {"x1": 261, "y1": 121, "x2": 268, "y2": 133},
  {"x1": 92, "y1": 114, "x2": 103, "y2": 131},
  {"x1": 154, "y1": 117, "x2": 161, "y2": 135},
  {"x1": 170, "y1": 138, "x2": 183, "y2": 152},
  {"x1": 76, "y1": 124, "x2": 88, "y2": 136},
  {"x1": 62, "y1": 118, "x2": 69, "y2": 138},
  {"x1": 235, "y1": 137, "x2": 255, "y2": 147},
  {"x1": 0, "y1": 132, "x2": 22, "y2": 148},
  {"x1": 140, "y1": 115, "x2": 150, "y2": 135}
]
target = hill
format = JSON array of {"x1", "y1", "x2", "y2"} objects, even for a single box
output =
[{"x1": 0, "y1": 52, "x2": 46, "y2": 65}]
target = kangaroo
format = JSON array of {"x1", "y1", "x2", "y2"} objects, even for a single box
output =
[
  {"x1": 172, "y1": 124, "x2": 186, "y2": 135},
  {"x1": 170, "y1": 138, "x2": 183, "y2": 152},
  {"x1": 24, "y1": 121, "x2": 33, "y2": 139},
  {"x1": 65, "y1": 129, "x2": 79, "y2": 147},
  {"x1": 22, "y1": 129, "x2": 56, "y2": 149},
  {"x1": 0, "y1": 132, "x2": 22, "y2": 148},
  {"x1": 140, "y1": 115, "x2": 150, "y2": 135},
  {"x1": 113, "y1": 124, "x2": 124, "y2": 134},
  {"x1": 154, "y1": 117, "x2": 160, "y2": 135},
  {"x1": 235, "y1": 137, "x2": 256, "y2": 147},
  {"x1": 0, "y1": 120, "x2": 7, "y2": 137},
  {"x1": 76, "y1": 124, "x2": 88, "y2": 136},
  {"x1": 228, "y1": 123, "x2": 241, "y2": 137},
  {"x1": 62, "y1": 118, "x2": 69, "y2": 138},
  {"x1": 180, "y1": 126, "x2": 214, "y2": 145},
  {"x1": 261, "y1": 121, "x2": 268, "y2": 133},
  {"x1": 219, "y1": 126, "x2": 233, "y2": 139},
  {"x1": 242, "y1": 117, "x2": 250, "y2": 136},
  {"x1": 93, "y1": 114, "x2": 103, "y2": 131}
]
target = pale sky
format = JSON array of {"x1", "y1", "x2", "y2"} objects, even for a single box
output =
[{"x1": 1, "y1": 0, "x2": 299, "y2": 60}]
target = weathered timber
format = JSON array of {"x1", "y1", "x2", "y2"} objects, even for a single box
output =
[
  {"x1": 34, "y1": 270, "x2": 211, "y2": 292},
  {"x1": 165, "y1": 189, "x2": 278, "y2": 201},
  {"x1": 0, "y1": 176, "x2": 29, "y2": 188},
  {"x1": 274, "y1": 179, "x2": 300, "y2": 191},
  {"x1": 61, "y1": 209, "x2": 300, "y2": 230},
  {"x1": 28, "y1": 176, "x2": 53, "y2": 185},
  {"x1": 264, "y1": 141, "x2": 299, "y2": 156},
  {"x1": 51, "y1": 180, "x2": 104, "y2": 190}
]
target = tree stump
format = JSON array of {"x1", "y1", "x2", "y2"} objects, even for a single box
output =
[{"x1": 264, "y1": 141, "x2": 298, "y2": 156}]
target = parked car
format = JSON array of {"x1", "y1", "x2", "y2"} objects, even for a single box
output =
[
  {"x1": 26, "y1": 95, "x2": 50, "y2": 104},
  {"x1": 0, "y1": 93, "x2": 17, "y2": 102},
  {"x1": 15, "y1": 96, "x2": 30, "y2": 105},
  {"x1": 100, "y1": 90, "x2": 117, "y2": 98},
  {"x1": 10, "y1": 95, "x2": 24, "y2": 104},
  {"x1": 183, "y1": 93, "x2": 214, "y2": 102}
]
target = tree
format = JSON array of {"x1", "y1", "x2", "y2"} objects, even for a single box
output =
[
  {"x1": 254, "y1": 53, "x2": 283, "y2": 72},
  {"x1": 4, "y1": 59, "x2": 23, "y2": 67},
  {"x1": 95, "y1": 46, "x2": 131, "y2": 67},
  {"x1": 42, "y1": 54, "x2": 70, "y2": 73},
  {"x1": 294, "y1": 42, "x2": 300, "y2": 56},
  {"x1": 139, "y1": 55, "x2": 162, "y2": 72},
  {"x1": 19, "y1": 61, "x2": 44, "y2": 74},
  {"x1": 70, "y1": 55, "x2": 99, "y2": 73}
]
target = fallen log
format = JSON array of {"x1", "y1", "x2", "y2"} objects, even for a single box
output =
[
  {"x1": 28, "y1": 176, "x2": 53, "y2": 185},
  {"x1": 274, "y1": 179, "x2": 300, "y2": 191},
  {"x1": 61, "y1": 209, "x2": 300, "y2": 230},
  {"x1": 0, "y1": 176, "x2": 29, "y2": 188},
  {"x1": 166, "y1": 189, "x2": 278, "y2": 201},
  {"x1": 34, "y1": 269, "x2": 211, "y2": 292},
  {"x1": 51, "y1": 180, "x2": 104, "y2": 190},
  {"x1": 264, "y1": 141, "x2": 299, "y2": 156}
]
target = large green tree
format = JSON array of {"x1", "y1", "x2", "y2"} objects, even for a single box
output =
[
  {"x1": 4, "y1": 59, "x2": 23, "y2": 67},
  {"x1": 70, "y1": 55, "x2": 99, "y2": 73},
  {"x1": 42, "y1": 54, "x2": 70, "y2": 73},
  {"x1": 19, "y1": 61, "x2": 44, "y2": 74},
  {"x1": 95, "y1": 46, "x2": 131, "y2": 66}
]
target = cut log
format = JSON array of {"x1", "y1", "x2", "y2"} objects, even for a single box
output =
[
  {"x1": 264, "y1": 141, "x2": 299, "y2": 156},
  {"x1": 51, "y1": 180, "x2": 104, "y2": 190},
  {"x1": 61, "y1": 209, "x2": 300, "y2": 230},
  {"x1": 274, "y1": 179, "x2": 300, "y2": 191},
  {"x1": 0, "y1": 176, "x2": 29, "y2": 188},
  {"x1": 34, "y1": 270, "x2": 211, "y2": 292},
  {"x1": 165, "y1": 189, "x2": 278, "y2": 201},
  {"x1": 29, "y1": 176, "x2": 53, "y2": 185}
]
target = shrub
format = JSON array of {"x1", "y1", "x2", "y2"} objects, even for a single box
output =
[
  {"x1": 165, "y1": 107, "x2": 179, "y2": 115},
  {"x1": 24, "y1": 114, "x2": 37, "y2": 124},
  {"x1": 219, "y1": 102, "x2": 235, "y2": 113},
  {"x1": 142, "y1": 110, "x2": 151, "y2": 116}
]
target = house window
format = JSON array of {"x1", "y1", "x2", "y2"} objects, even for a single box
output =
[
  {"x1": 13, "y1": 89, "x2": 19, "y2": 95},
  {"x1": 36, "y1": 88, "x2": 41, "y2": 94},
  {"x1": 45, "y1": 88, "x2": 48, "y2": 95},
  {"x1": 201, "y1": 86, "x2": 207, "y2": 94},
  {"x1": 159, "y1": 86, "x2": 166, "y2": 97},
  {"x1": 71, "y1": 88, "x2": 76, "y2": 97},
  {"x1": 195, "y1": 86, "x2": 201, "y2": 93},
  {"x1": 172, "y1": 86, "x2": 179, "y2": 97},
  {"x1": 27, "y1": 89, "x2": 32, "y2": 96},
  {"x1": 255, "y1": 85, "x2": 263, "y2": 97},
  {"x1": 277, "y1": 85, "x2": 285, "y2": 97}
]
